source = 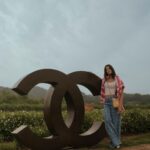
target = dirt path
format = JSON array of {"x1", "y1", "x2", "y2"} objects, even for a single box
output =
[
  {"x1": 120, "y1": 144, "x2": 150, "y2": 150},
  {"x1": 76, "y1": 144, "x2": 150, "y2": 150}
]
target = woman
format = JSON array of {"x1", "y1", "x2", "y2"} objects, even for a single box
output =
[{"x1": 100, "y1": 64, "x2": 125, "y2": 149}]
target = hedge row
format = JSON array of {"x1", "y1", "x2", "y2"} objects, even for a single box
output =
[
  {"x1": 0, "y1": 104, "x2": 43, "y2": 111},
  {"x1": 0, "y1": 102, "x2": 67, "y2": 111},
  {"x1": 0, "y1": 111, "x2": 47, "y2": 141},
  {"x1": 121, "y1": 109, "x2": 150, "y2": 133},
  {"x1": 0, "y1": 109, "x2": 149, "y2": 141},
  {"x1": 0, "y1": 103, "x2": 150, "y2": 112}
]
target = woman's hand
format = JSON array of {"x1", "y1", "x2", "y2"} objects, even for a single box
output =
[
  {"x1": 118, "y1": 89, "x2": 125, "y2": 113},
  {"x1": 100, "y1": 96, "x2": 104, "y2": 104},
  {"x1": 118, "y1": 104, "x2": 125, "y2": 113}
]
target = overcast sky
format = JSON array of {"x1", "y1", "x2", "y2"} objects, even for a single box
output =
[{"x1": 0, "y1": 0, "x2": 150, "y2": 94}]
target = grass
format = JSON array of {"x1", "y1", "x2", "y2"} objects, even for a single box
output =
[
  {"x1": 79, "y1": 132, "x2": 150, "y2": 149},
  {"x1": 0, "y1": 133, "x2": 150, "y2": 150},
  {"x1": 0, "y1": 141, "x2": 16, "y2": 150},
  {"x1": 121, "y1": 132, "x2": 150, "y2": 146}
]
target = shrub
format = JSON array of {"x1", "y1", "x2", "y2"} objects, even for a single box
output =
[
  {"x1": 0, "y1": 111, "x2": 46, "y2": 141},
  {"x1": 0, "y1": 108, "x2": 149, "y2": 141},
  {"x1": 0, "y1": 104, "x2": 43, "y2": 111},
  {"x1": 121, "y1": 109, "x2": 150, "y2": 133}
]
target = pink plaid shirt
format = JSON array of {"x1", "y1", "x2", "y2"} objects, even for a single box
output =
[{"x1": 100, "y1": 75, "x2": 125, "y2": 102}]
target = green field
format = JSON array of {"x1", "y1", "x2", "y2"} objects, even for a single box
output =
[{"x1": 0, "y1": 90, "x2": 149, "y2": 149}]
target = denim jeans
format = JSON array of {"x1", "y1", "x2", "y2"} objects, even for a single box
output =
[{"x1": 104, "y1": 96, "x2": 121, "y2": 146}]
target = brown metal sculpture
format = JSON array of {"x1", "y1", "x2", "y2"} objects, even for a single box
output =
[{"x1": 12, "y1": 69, "x2": 106, "y2": 150}]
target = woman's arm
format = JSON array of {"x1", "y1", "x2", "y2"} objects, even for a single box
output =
[{"x1": 118, "y1": 89, "x2": 125, "y2": 113}]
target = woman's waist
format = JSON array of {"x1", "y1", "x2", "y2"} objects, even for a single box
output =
[
  {"x1": 105, "y1": 94, "x2": 116, "y2": 98},
  {"x1": 105, "y1": 95, "x2": 114, "y2": 104}
]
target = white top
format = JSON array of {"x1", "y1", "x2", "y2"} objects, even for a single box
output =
[{"x1": 104, "y1": 80, "x2": 117, "y2": 96}]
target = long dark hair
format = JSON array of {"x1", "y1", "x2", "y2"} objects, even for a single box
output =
[{"x1": 104, "y1": 64, "x2": 116, "y2": 79}]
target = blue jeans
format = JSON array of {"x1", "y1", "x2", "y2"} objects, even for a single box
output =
[{"x1": 104, "y1": 96, "x2": 121, "y2": 146}]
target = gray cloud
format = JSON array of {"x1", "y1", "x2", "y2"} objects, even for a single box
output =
[{"x1": 0, "y1": 0, "x2": 150, "y2": 94}]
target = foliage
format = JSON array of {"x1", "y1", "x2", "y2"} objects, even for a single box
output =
[
  {"x1": 0, "y1": 91, "x2": 150, "y2": 141},
  {"x1": 0, "y1": 91, "x2": 68, "y2": 111},
  {"x1": 0, "y1": 91, "x2": 42, "y2": 104},
  {"x1": 0, "y1": 108, "x2": 149, "y2": 141},
  {"x1": 0, "y1": 111, "x2": 48, "y2": 141},
  {"x1": 0, "y1": 141, "x2": 16, "y2": 150},
  {"x1": 0, "y1": 104, "x2": 43, "y2": 111},
  {"x1": 121, "y1": 108, "x2": 150, "y2": 133}
]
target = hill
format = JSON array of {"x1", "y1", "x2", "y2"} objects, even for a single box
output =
[
  {"x1": 0, "y1": 86, "x2": 50, "y2": 100},
  {"x1": 0, "y1": 86, "x2": 150, "y2": 105}
]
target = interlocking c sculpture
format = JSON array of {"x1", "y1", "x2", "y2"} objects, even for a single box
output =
[{"x1": 12, "y1": 69, "x2": 106, "y2": 150}]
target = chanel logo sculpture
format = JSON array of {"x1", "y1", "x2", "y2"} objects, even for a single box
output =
[{"x1": 12, "y1": 69, "x2": 106, "y2": 150}]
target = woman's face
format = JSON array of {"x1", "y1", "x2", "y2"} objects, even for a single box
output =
[{"x1": 106, "y1": 66, "x2": 112, "y2": 75}]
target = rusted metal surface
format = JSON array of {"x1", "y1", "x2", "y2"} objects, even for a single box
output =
[{"x1": 12, "y1": 69, "x2": 106, "y2": 150}]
